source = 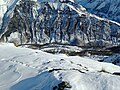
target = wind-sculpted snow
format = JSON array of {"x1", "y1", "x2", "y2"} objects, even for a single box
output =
[{"x1": 0, "y1": 43, "x2": 120, "y2": 90}]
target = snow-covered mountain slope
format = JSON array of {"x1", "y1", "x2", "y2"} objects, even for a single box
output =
[
  {"x1": 0, "y1": 43, "x2": 120, "y2": 90},
  {"x1": 78, "y1": 0, "x2": 120, "y2": 23}
]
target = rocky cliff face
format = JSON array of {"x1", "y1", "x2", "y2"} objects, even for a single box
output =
[{"x1": 0, "y1": 0, "x2": 120, "y2": 47}]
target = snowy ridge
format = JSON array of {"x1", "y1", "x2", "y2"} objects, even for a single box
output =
[
  {"x1": 0, "y1": 43, "x2": 120, "y2": 90},
  {"x1": 67, "y1": 3, "x2": 120, "y2": 26},
  {"x1": 38, "y1": 0, "x2": 120, "y2": 27}
]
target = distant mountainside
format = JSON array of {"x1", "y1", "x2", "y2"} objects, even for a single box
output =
[
  {"x1": 0, "y1": 0, "x2": 120, "y2": 47},
  {"x1": 77, "y1": 0, "x2": 120, "y2": 23}
]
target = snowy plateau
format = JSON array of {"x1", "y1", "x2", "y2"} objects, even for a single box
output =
[{"x1": 0, "y1": 0, "x2": 120, "y2": 90}]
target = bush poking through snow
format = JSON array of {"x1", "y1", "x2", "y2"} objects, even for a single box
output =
[{"x1": 53, "y1": 81, "x2": 71, "y2": 90}]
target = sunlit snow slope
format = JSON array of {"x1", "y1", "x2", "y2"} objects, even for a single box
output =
[{"x1": 0, "y1": 43, "x2": 120, "y2": 90}]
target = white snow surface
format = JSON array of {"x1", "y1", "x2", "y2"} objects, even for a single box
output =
[{"x1": 0, "y1": 43, "x2": 120, "y2": 90}]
